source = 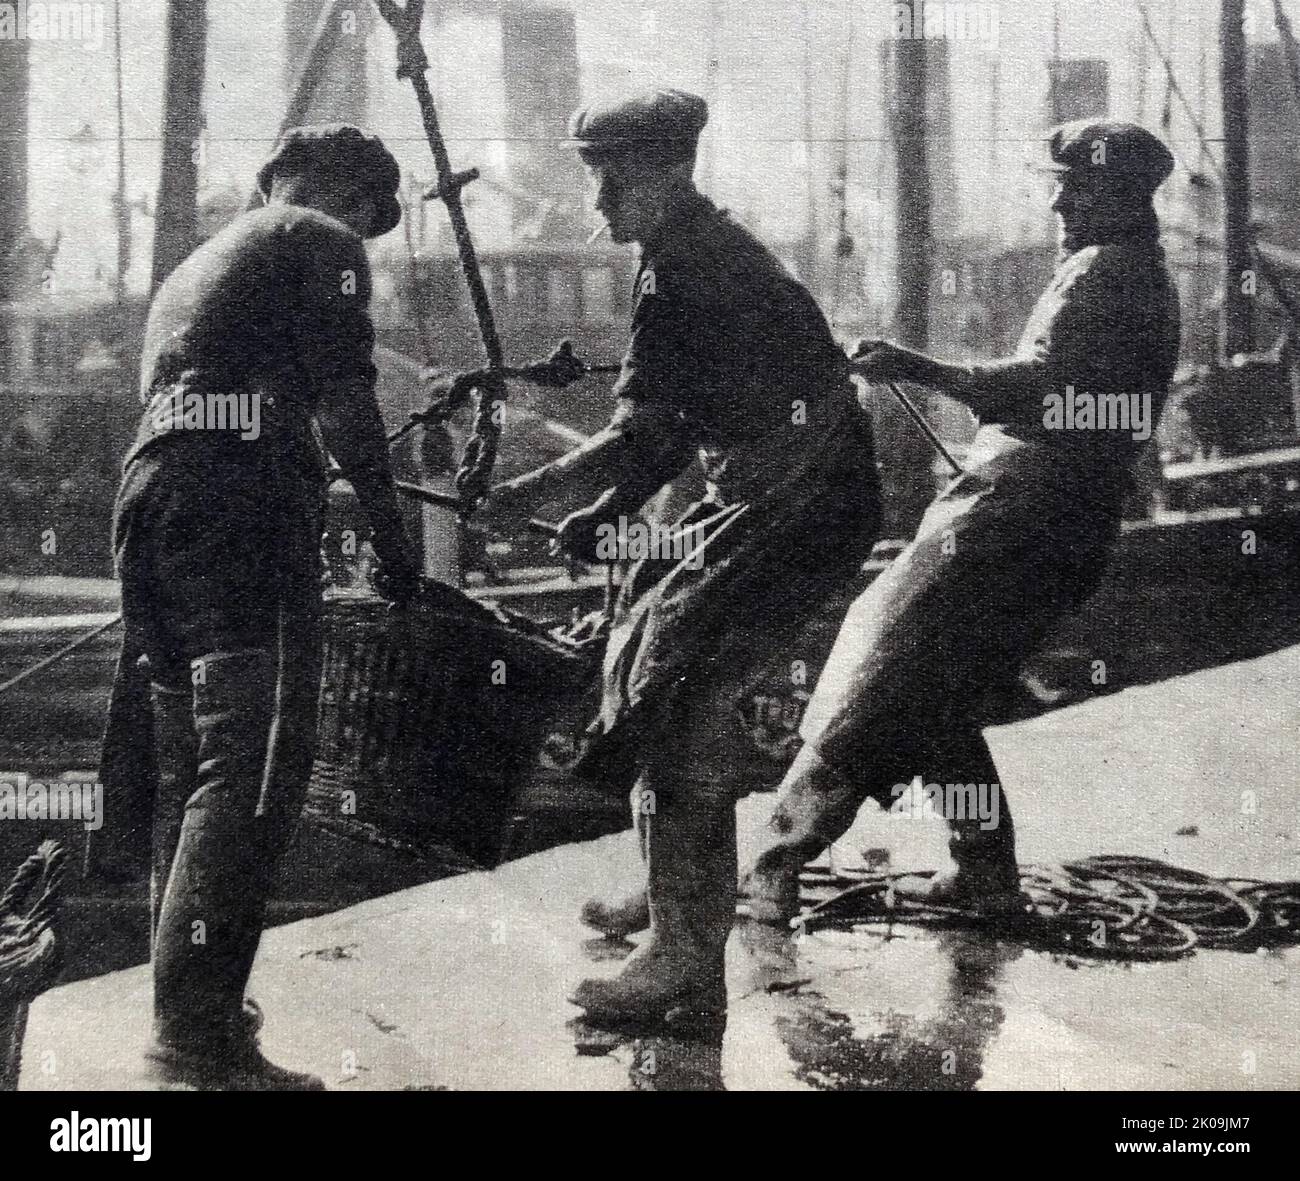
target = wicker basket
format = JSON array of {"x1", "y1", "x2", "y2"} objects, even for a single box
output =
[{"x1": 306, "y1": 583, "x2": 592, "y2": 868}]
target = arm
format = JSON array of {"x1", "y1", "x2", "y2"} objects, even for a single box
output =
[
  {"x1": 855, "y1": 256, "x2": 1118, "y2": 423},
  {"x1": 288, "y1": 217, "x2": 418, "y2": 591},
  {"x1": 484, "y1": 284, "x2": 702, "y2": 531},
  {"x1": 493, "y1": 396, "x2": 695, "y2": 518},
  {"x1": 315, "y1": 381, "x2": 416, "y2": 574}
]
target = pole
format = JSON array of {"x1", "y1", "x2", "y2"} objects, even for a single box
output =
[
  {"x1": 889, "y1": 31, "x2": 936, "y2": 533},
  {"x1": 887, "y1": 382, "x2": 963, "y2": 477},
  {"x1": 112, "y1": 0, "x2": 128, "y2": 301},
  {"x1": 1219, "y1": 0, "x2": 1253, "y2": 362},
  {"x1": 151, "y1": 0, "x2": 207, "y2": 292},
  {"x1": 0, "y1": 12, "x2": 28, "y2": 301}
]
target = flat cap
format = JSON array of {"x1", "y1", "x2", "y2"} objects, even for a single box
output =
[
  {"x1": 568, "y1": 89, "x2": 708, "y2": 170},
  {"x1": 1035, "y1": 120, "x2": 1174, "y2": 194},
  {"x1": 257, "y1": 123, "x2": 402, "y2": 238}
]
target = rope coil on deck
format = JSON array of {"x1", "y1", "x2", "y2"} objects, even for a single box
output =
[{"x1": 795, "y1": 855, "x2": 1300, "y2": 961}]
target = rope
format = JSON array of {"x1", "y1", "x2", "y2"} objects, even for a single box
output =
[
  {"x1": 0, "y1": 841, "x2": 66, "y2": 937},
  {"x1": 793, "y1": 856, "x2": 1300, "y2": 961},
  {"x1": 1133, "y1": 2, "x2": 1223, "y2": 186},
  {"x1": 1132, "y1": 0, "x2": 1300, "y2": 338},
  {"x1": 375, "y1": 0, "x2": 507, "y2": 504},
  {"x1": 0, "y1": 614, "x2": 122, "y2": 697}
]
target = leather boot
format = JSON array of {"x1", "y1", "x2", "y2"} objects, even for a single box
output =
[
  {"x1": 739, "y1": 745, "x2": 864, "y2": 926},
  {"x1": 570, "y1": 787, "x2": 736, "y2": 1031},
  {"x1": 579, "y1": 778, "x2": 650, "y2": 938},
  {"x1": 147, "y1": 649, "x2": 323, "y2": 1091}
]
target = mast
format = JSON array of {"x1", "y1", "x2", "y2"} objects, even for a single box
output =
[
  {"x1": 151, "y1": 0, "x2": 208, "y2": 292},
  {"x1": 799, "y1": 0, "x2": 819, "y2": 294},
  {"x1": 0, "y1": 20, "x2": 28, "y2": 302},
  {"x1": 888, "y1": 27, "x2": 935, "y2": 535},
  {"x1": 112, "y1": 0, "x2": 128, "y2": 301},
  {"x1": 1219, "y1": 0, "x2": 1253, "y2": 361}
]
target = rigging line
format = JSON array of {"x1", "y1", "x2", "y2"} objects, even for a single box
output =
[
  {"x1": 1133, "y1": 0, "x2": 1224, "y2": 184},
  {"x1": 1133, "y1": 1, "x2": 1299, "y2": 335},
  {"x1": 0, "y1": 615, "x2": 122, "y2": 697}
]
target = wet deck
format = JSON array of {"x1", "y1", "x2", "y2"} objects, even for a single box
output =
[{"x1": 20, "y1": 645, "x2": 1300, "y2": 1090}]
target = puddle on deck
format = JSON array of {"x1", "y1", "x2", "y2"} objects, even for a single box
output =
[{"x1": 568, "y1": 919, "x2": 1299, "y2": 1091}]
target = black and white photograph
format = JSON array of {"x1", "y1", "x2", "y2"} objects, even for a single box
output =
[{"x1": 0, "y1": 0, "x2": 1296, "y2": 1152}]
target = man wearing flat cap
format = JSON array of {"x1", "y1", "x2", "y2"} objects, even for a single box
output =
[
  {"x1": 741, "y1": 120, "x2": 1182, "y2": 925},
  {"x1": 102, "y1": 124, "x2": 418, "y2": 1088},
  {"x1": 481, "y1": 89, "x2": 881, "y2": 1028}
]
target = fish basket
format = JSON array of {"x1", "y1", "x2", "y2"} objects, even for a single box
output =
[{"x1": 306, "y1": 582, "x2": 594, "y2": 869}]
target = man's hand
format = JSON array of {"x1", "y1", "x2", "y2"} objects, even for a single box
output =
[
  {"x1": 475, "y1": 481, "x2": 537, "y2": 538},
  {"x1": 554, "y1": 492, "x2": 619, "y2": 564},
  {"x1": 370, "y1": 524, "x2": 421, "y2": 602},
  {"x1": 849, "y1": 339, "x2": 928, "y2": 384}
]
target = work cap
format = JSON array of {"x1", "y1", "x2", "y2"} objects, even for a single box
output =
[
  {"x1": 257, "y1": 123, "x2": 402, "y2": 238},
  {"x1": 568, "y1": 89, "x2": 708, "y2": 170},
  {"x1": 1034, "y1": 120, "x2": 1175, "y2": 195}
]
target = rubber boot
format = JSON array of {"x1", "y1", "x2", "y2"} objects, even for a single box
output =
[
  {"x1": 146, "y1": 649, "x2": 322, "y2": 1091},
  {"x1": 739, "y1": 745, "x2": 864, "y2": 926},
  {"x1": 893, "y1": 788, "x2": 1024, "y2": 914},
  {"x1": 570, "y1": 787, "x2": 736, "y2": 1031},
  {"x1": 149, "y1": 683, "x2": 197, "y2": 958},
  {"x1": 892, "y1": 732, "x2": 1024, "y2": 914},
  {"x1": 150, "y1": 681, "x2": 265, "y2": 1042},
  {"x1": 579, "y1": 778, "x2": 650, "y2": 938}
]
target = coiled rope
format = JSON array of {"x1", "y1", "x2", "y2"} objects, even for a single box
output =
[{"x1": 795, "y1": 855, "x2": 1300, "y2": 961}]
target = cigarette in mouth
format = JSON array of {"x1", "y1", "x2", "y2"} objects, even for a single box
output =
[{"x1": 586, "y1": 223, "x2": 610, "y2": 245}]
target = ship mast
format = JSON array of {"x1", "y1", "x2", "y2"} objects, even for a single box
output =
[
  {"x1": 0, "y1": 18, "x2": 28, "y2": 302},
  {"x1": 151, "y1": 0, "x2": 208, "y2": 292},
  {"x1": 112, "y1": 0, "x2": 128, "y2": 302},
  {"x1": 889, "y1": 24, "x2": 935, "y2": 535},
  {"x1": 1219, "y1": 0, "x2": 1253, "y2": 361}
]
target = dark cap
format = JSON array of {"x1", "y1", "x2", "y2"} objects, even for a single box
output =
[
  {"x1": 1035, "y1": 120, "x2": 1174, "y2": 194},
  {"x1": 568, "y1": 89, "x2": 708, "y2": 171},
  {"x1": 257, "y1": 123, "x2": 402, "y2": 238}
]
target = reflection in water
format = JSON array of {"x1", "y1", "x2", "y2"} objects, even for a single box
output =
[
  {"x1": 574, "y1": 935, "x2": 727, "y2": 1090},
  {"x1": 627, "y1": 1033, "x2": 725, "y2": 1091},
  {"x1": 576, "y1": 918, "x2": 1018, "y2": 1090},
  {"x1": 773, "y1": 930, "x2": 1021, "y2": 1091}
]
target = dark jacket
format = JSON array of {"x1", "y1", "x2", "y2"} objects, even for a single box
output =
[
  {"x1": 95, "y1": 204, "x2": 380, "y2": 876},
  {"x1": 592, "y1": 185, "x2": 880, "y2": 743}
]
